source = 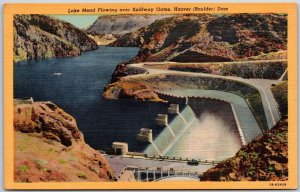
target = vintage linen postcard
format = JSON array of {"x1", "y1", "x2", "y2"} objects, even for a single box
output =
[{"x1": 3, "y1": 3, "x2": 298, "y2": 190}]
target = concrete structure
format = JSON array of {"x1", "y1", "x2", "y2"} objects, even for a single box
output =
[
  {"x1": 157, "y1": 90, "x2": 262, "y2": 145},
  {"x1": 167, "y1": 104, "x2": 179, "y2": 114},
  {"x1": 14, "y1": 97, "x2": 34, "y2": 104},
  {"x1": 145, "y1": 105, "x2": 197, "y2": 157},
  {"x1": 137, "y1": 128, "x2": 153, "y2": 143},
  {"x1": 132, "y1": 166, "x2": 202, "y2": 182},
  {"x1": 230, "y1": 103, "x2": 247, "y2": 145},
  {"x1": 112, "y1": 142, "x2": 128, "y2": 155},
  {"x1": 106, "y1": 155, "x2": 212, "y2": 181},
  {"x1": 155, "y1": 114, "x2": 168, "y2": 126}
]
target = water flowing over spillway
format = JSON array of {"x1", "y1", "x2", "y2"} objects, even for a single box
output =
[
  {"x1": 144, "y1": 105, "x2": 197, "y2": 156},
  {"x1": 145, "y1": 99, "x2": 242, "y2": 161}
]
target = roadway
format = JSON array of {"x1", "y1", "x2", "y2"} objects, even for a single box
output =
[
  {"x1": 105, "y1": 155, "x2": 214, "y2": 178},
  {"x1": 125, "y1": 61, "x2": 282, "y2": 129}
]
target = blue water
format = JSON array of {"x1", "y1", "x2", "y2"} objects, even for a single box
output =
[{"x1": 14, "y1": 47, "x2": 169, "y2": 152}]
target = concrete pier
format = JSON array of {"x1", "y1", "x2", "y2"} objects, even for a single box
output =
[
  {"x1": 167, "y1": 104, "x2": 179, "y2": 114},
  {"x1": 137, "y1": 128, "x2": 153, "y2": 143},
  {"x1": 112, "y1": 142, "x2": 128, "y2": 155},
  {"x1": 155, "y1": 114, "x2": 168, "y2": 126},
  {"x1": 14, "y1": 97, "x2": 34, "y2": 104}
]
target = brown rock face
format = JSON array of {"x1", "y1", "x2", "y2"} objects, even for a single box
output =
[
  {"x1": 200, "y1": 117, "x2": 288, "y2": 181},
  {"x1": 14, "y1": 100, "x2": 114, "y2": 182},
  {"x1": 104, "y1": 13, "x2": 287, "y2": 100},
  {"x1": 13, "y1": 14, "x2": 97, "y2": 62},
  {"x1": 14, "y1": 101, "x2": 81, "y2": 147},
  {"x1": 102, "y1": 81, "x2": 165, "y2": 102},
  {"x1": 110, "y1": 14, "x2": 287, "y2": 63}
]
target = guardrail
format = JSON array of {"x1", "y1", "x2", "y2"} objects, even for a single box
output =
[{"x1": 118, "y1": 153, "x2": 221, "y2": 165}]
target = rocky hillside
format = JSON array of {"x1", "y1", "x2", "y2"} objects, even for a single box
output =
[
  {"x1": 14, "y1": 99, "x2": 114, "y2": 182},
  {"x1": 86, "y1": 15, "x2": 172, "y2": 45},
  {"x1": 110, "y1": 14, "x2": 287, "y2": 63},
  {"x1": 88, "y1": 34, "x2": 118, "y2": 46},
  {"x1": 14, "y1": 14, "x2": 97, "y2": 62},
  {"x1": 86, "y1": 15, "x2": 171, "y2": 35},
  {"x1": 271, "y1": 81, "x2": 288, "y2": 116},
  {"x1": 200, "y1": 117, "x2": 288, "y2": 181}
]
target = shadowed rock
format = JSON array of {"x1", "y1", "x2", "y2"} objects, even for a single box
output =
[{"x1": 13, "y1": 14, "x2": 97, "y2": 62}]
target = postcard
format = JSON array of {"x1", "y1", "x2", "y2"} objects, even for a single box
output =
[{"x1": 3, "y1": 3, "x2": 298, "y2": 190}]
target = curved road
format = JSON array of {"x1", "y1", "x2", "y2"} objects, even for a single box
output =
[{"x1": 125, "y1": 61, "x2": 282, "y2": 130}]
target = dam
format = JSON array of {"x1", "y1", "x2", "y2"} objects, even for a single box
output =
[{"x1": 117, "y1": 69, "x2": 269, "y2": 161}]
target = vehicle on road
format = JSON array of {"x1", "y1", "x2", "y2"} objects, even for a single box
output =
[{"x1": 187, "y1": 159, "x2": 199, "y2": 166}]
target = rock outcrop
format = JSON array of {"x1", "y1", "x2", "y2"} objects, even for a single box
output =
[
  {"x1": 102, "y1": 80, "x2": 165, "y2": 102},
  {"x1": 200, "y1": 117, "x2": 288, "y2": 181},
  {"x1": 88, "y1": 34, "x2": 118, "y2": 46},
  {"x1": 86, "y1": 15, "x2": 172, "y2": 35},
  {"x1": 13, "y1": 14, "x2": 97, "y2": 62},
  {"x1": 110, "y1": 14, "x2": 287, "y2": 63},
  {"x1": 86, "y1": 15, "x2": 172, "y2": 45},
  {"x1": 14, "y1": 99, "x2": 114, "y2": 182}
]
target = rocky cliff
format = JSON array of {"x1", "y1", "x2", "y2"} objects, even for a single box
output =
[
  {"x1": 14, "y1": 14, "x2": 97, "y2": 62},
  {"x1": 86, "y1": 15, "x2": 172, "y2": 45},
  {"x1": 200, "y1": 117, "x2": 288, "y2": 181},
  {"x1": 86, "y1": 15, "x2": 172, "y2": 35},
  {"x1": 14, "y1": 99, "x2": 114, "y2": 182},
  {"x1": 110, "y1": 14, "x2": 287, "y2": 63}
]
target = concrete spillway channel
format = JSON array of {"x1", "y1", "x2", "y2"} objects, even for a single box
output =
[
  {"x1": 160, "y1": 89, "x2": 263, "y2": 143},
  {"x1": 142, "y1": 89, "x2": 263, "y2": 161}
]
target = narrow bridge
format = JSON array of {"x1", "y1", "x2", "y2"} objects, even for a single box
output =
[
  {"x1": 105, "y1": 155, "x2": 214, "y2": 181},
  {"x1": 123, "y1": 166, "x2": 202, "y2": 181}
]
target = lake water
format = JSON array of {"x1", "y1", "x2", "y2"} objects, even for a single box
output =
[{"x1": 14, "y1": 47, "x2": 170, "y2": 152}]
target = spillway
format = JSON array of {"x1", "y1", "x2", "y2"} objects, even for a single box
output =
[
  {"x1": 144, "y1": 97, "x2": 243, "y2": 162},
  {"x1": 144, "y1": 105, "x2": 197, "y2": 156}
]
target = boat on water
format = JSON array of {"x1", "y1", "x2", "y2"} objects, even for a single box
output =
[{"x1": 52, "y1": 72, "x2": 62, "y2": 76}]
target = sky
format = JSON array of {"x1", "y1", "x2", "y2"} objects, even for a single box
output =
[{"x1": 51, "y1": 15, "x2": 100, "y2": 29}]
